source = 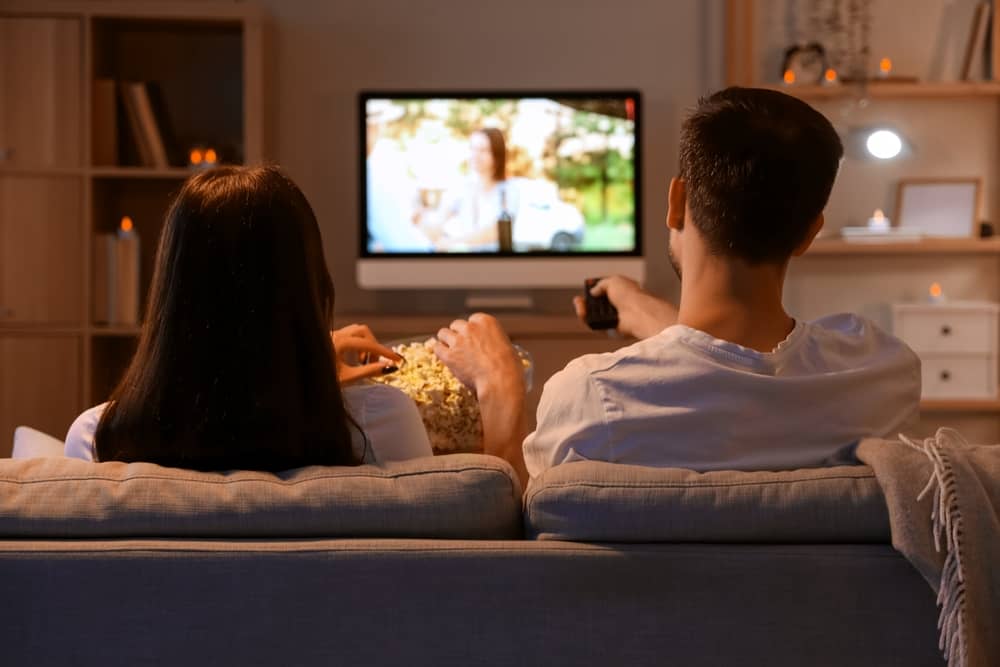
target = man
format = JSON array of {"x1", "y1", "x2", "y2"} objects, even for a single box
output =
[{"x1": 435, "y1": 87, "x2": 920, "y2": 485}]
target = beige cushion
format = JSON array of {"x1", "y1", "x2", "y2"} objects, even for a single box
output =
[
  {"x1": 525, "y1": 461, "x2": 889, "y2": 542},
  {"x1": 0, "y1": 454, "x2": 522, "y2": 539}
]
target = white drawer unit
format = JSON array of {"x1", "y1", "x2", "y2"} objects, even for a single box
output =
[
  {"x1": 920, "y1": 355, "x2": 996, "y2": 399},
  {"x1": 892, "y1": 302, "x2": 998, "y2": 355},
  {"x1": 892, "y1": 302, "x2": 999, "y2": 400}
]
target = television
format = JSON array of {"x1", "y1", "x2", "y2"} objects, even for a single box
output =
[{"x1": 357, "y1": 91, "x2": 645, "y2": 289}]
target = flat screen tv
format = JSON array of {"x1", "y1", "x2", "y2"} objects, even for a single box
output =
[{"x1": 357, "y1": 91, "x2": 644, "y2": 289}]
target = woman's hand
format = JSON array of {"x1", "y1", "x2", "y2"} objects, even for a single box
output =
[{"x1": 331, "y1": 324, "x2": 402, "y2": 385}]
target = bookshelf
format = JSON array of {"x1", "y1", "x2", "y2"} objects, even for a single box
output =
[
  {"x1": 727, "y1": 1, "x2": 1000, "y2": 440},
  {"x1": 0, "y1": 2, "x2": 266, "y2": 456}
]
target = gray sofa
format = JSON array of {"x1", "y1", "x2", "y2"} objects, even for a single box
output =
[{"x1": 0, "y1": 453, "x2": 944, "y2": 666}]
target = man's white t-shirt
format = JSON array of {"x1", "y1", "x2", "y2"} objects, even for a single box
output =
[
  {"x1": 523, "y1": 313, "x2": 921, "y2": 479},
  {"x1": 65, "y1": 383, "x2": 432, "y2": 464}
]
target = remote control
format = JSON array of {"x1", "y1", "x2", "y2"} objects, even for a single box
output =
[{"x1": 583, "y1": 278, "x2": 619, "y2": 330}]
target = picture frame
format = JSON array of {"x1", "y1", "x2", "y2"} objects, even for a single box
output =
[{"x1": 895, "y1": 178, "x2": 981, "y2": 238}]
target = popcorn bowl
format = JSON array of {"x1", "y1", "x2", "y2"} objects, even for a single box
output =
[{"x1": 370, "y1": 336, "x2": 533, "y2": 454}]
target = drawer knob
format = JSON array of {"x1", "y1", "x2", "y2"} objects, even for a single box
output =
[
  {"x1": 940, "y1": 370, "x2": 952, "y2": 382},
  {"x1": 0, "y1": 306, "x2": 12, "y2": 319},
  {"x1": 940, "y1": 325, "x2": 952, "y2": 336}
]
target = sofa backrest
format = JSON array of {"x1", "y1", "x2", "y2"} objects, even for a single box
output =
[
  {"x1": 524, "y1": 461, "x2": 889, "y2": 542},
  {"x1": 0, "y1": 454, "x2": 522, "y2": 539}
]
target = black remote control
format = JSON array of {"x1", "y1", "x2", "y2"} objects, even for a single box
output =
[{"x1": 584, "y1": 278, "x2": 619, "y2": 330}]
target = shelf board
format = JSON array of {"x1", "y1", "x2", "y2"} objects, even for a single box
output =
[
  {"x1": 0, "y1": 325, "x2": 83, "y2": 336},
  {"x1": 766, "y1": 81, "x2": 1000, "y2": 100},
  {"x1": 921, "y1": 399, "x2": 1000, "y2": 413},
  {"x1": 89, "y1": 167, "x2": 195, "y2": 180},
  {"x1": 90, "y1": 326, "x2": 142, "y2": 337},
  {"x1": 0, "y1": 166, "x2": 84, "y2": 178},
  {"x1": 807, "y1": 238, "x2": 1000, "y2": 256}
]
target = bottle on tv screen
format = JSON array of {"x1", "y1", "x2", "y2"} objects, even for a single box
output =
[{"x1": 358, "y1": 91, "x2": 644, "y2": 289}]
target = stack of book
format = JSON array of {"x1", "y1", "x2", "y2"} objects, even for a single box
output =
[{"x1": 93, "y1": 78, "x2": 178, "y2": 168}]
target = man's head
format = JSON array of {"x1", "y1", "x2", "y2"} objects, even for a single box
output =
[{"x1": 668, "y1": 87, "x2": 843, "y2": 274}]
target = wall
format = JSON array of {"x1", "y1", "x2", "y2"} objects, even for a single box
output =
[{"x1": 255, "y1": 0, "x2": 725, "y2": 314}]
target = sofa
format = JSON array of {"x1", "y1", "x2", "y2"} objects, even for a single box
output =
[{"x1": 0, "y1": 441, "x2": 945, "y2": 666}]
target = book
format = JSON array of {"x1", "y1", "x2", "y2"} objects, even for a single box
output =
[
  {"x1": 128, "y1": 82, "x2": 169, "y2": 168},
  {"x1": 118, "y1": 81, "x2": 154, "y2": 166},
  {"x1": 92, "y1": 79, "x2": 118, "y2": 166},
  {"x1": 960, "y1": 1, "x2": 991, "y2": 80},
  {"x1": 144, "y1": 82, "x2": 179, "y2": 166}
]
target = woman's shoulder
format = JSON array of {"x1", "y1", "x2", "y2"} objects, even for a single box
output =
[{"x1": 64, "y1": 402, "x2": 110, "y2": 461}]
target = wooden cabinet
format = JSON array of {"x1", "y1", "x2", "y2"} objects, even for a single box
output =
[
  {"x1": 0, "y1": 176, "x2": 84, "y2": 325},
  {"x1": 0, "y1": 1, "x2": 265, "y2": 441},
  {"x1": 0, "y1": 18, "x2": 81, "y2": 169},
  {"x1": 0, "y1": 335, "x2": 80, "y2": 456}
]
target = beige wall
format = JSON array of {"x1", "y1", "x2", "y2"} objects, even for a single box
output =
[{"x1": 255, "y1": 0, "x2": 724, "y2": 314}]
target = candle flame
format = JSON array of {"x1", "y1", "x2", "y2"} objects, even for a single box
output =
[
  {"x1": 879, "y1": 57, "x2": 892, "y2": 73},
  {"x1": 204, "y1": 148, "x2": 218, "y2": 164},
  {"x1": 824, "y1": 68, "x2": 837, "y2": 82},
  {"x1": 930, "y1": 282, "x2": 943, "y2": 298},
  {"x1": 873, "y1": 209, "x2": 885, "y2": 220},
  {"x1": 120, "y1": 216, "x2": 134, "y2": 233},
  {"x1": 783, "y1": 69, "x2": 796, "y2": 84},
  {"x1": 189, "y1": 148, "x2": 203, "y2": 165}
]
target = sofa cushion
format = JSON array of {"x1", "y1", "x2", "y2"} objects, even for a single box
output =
[
  {"x1": 0, "y1": 454, "x2": 522, "y2": 539},
  {"x1": 524, "y1": 461, "x2": 889, "y2": 542}
]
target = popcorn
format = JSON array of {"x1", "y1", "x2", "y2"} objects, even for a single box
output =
[{"x1": 371, "y1": 340, "x2": 483, "y2": 453}]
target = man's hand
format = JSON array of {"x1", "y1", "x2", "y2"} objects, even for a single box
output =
[
  {"x1": 573, "y1": 275, "x2": 678, "y2": 340},
  {"x1": 331, "y1": 324, "x2": 402, "y2": 385},
  {"x1": 434, "y1": 313, "x2": 528, "y2": 487}
]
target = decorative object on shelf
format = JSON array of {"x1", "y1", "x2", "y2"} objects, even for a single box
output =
[
  {"x1": 867, "y1": 208, "x2": 890, "y2": 231},
  {"x1": 959, "y1": 1, "x2": 991, "y2": 81},
  {"x1": 892, "y1": 301, "x2": 999, "y2": 400},
  {"x1": 877, "y1": 57, "x2": 892, "y2": 79},
  {"x1": 188, "y1": 146, "x2": 219, "y2": 169},
  {"x1": 781, "y1": 42, "x2": 828, "y2": 85},
  {"x1": 897, "y1": 178, "x2": 980, "y2": 238},
  {"x1": 93, "y1": 216, "x2": 141, "y2": 326},
  {"x1": 928, "y1": 282, "x2": 946, "y2": 304}
]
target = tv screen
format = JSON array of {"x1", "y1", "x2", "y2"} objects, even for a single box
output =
[{"x1": 361, "y1": 92, "x2": 641, "y2": 258}]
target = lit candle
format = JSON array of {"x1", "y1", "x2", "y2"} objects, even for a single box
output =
[
  {"x1": 823, "y1": 68, "x2": 838, "y2": 86},
  {"x1": 878, "y1": 57, "x2": 892, "y2": 79},
  {"x1": 114, "y1": 216, "x2": 140, "y2": 324},
  {"x1": 783, "y1": 69, "x2": 796, "y2": 85},
  {"x1": 868, "y1": 208, "x2": 890, "y2": 231},
  {"x1": 928, "y1": 282, "x2": 945, "y2": 304}
]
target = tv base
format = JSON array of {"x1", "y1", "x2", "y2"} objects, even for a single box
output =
[{"x1": 464, "y1": 293, "x2": 534, "y2": 311}]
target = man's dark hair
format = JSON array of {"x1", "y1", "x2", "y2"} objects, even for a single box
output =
[{"x1": 678, "y1": 87, "x2": 843, "y2": 264}]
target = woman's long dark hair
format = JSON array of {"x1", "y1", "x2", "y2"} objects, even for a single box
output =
[
  {"x1": 95, "y1": 166, "x2": 359, "y2": 471},
  {"x1": 476, "y1": 128, "x2": 507, "y2": 182}
]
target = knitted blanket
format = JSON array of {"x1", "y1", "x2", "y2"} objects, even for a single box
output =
[{"x1": 857, "y1": 430, "x2": 1000, "y2": 667}]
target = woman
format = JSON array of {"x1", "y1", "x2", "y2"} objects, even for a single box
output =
[
  {"x1": 65, "y1": 166, "x2": 431, "y2": 471},
  {"x1": 433, "y1": 128, "x2": 517, "y2": 250}
]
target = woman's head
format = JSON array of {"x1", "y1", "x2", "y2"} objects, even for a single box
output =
[
  {"x1": 469, "y1": 128, "x2": 507, "y2": 183},
  {"x1": 96, "y1": 166, "x2": 358, "y2": 471}
]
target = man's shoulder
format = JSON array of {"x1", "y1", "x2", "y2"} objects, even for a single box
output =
[{"x1": 805, "y1": 312, "x2": 920, "y2": 370}]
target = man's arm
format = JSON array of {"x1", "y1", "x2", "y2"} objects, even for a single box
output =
[
  {"x1": 573, "y1": 275, "x2": 678, "y2": 340},
  {"x1": 434, "y1": 314, "x2": 528, "y2": 487}
]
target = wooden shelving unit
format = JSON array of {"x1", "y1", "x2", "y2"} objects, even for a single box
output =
[
  {"x1": 807, "y1": 238, "x2": 1000, "y2": 256},
  {"x1": 728, "y1": 2, "x2": 1000, "y2": 434},
  {"x1": 0, "y1": 2, "x2": 266, "y2": 455},
  {"x1": 921, "y1": 399, "x2": 1000, "y2": 414},
  {"x1": 765, "y1": 81, "x2": 1000, "y2": 101}
]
